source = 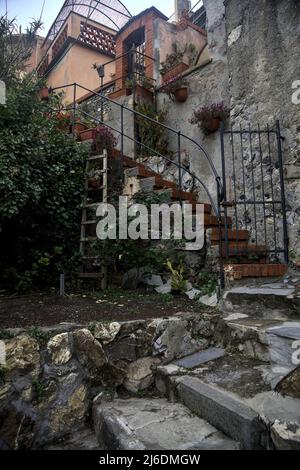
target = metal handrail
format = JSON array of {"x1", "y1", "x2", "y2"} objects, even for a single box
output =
[
  {"x1": 51, "y1": 82, "x2": 221, "y2": 184},
  {"x1": 50, "y1": 82, "x2": 223, "y2": 214}
]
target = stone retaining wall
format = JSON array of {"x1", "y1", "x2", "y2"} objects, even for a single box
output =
[{"x1": 0, "y1": 313, "x2": 219, "y2": 449}]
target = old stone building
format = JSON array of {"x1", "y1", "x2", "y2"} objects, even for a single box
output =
[{"x1": 36, "y1": 0, "x2": 300, "y2": 273}]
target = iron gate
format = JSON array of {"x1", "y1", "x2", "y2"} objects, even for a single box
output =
[{"x1": 219, "y1": 120, "x2": 289, "y2": 264}]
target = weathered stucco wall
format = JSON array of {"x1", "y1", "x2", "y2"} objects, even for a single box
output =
[
  {"x1": 156, "y1": 0, "x2": 300, "y2": 258},
  {"x1": 46, "y1": 44, "x2": 115, "y2": 103},
  {"x1": 225, "y1": 0, "x2": 300, "y2": 257},
  {"x1": 156, "y1": 0, "x2": 229, "y2": 207},
  {"x1": 153, "y1": 18, "x2": 207, "y2": 84}
]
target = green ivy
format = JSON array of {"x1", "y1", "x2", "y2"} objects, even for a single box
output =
[{"x1": 0, "y1": 78, "x2": 87, "y2": 291}]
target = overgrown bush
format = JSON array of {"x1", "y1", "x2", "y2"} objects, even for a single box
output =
[{"x1": 0, "y1": 77, "x2": 87, "y2": 291}]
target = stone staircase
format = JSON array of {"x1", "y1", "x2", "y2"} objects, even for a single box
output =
[
  {"x1": 106, "y1": 145, "x2": 288, "y2": 279},
  {"x1": 78, "y1": 123, "x2": 288, "y2": 281},
  {"x1": 89, "y1": 273, "x2": 300, "y2": 451}
]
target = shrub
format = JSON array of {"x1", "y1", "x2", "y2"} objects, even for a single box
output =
[{"x1": 0, "y1": 78, "x2": 87, "y2": 291}]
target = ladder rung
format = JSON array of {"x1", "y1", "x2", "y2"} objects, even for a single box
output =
[
  {"x1": 88, "y1": 186, "x2": 105, "y2": 192},
  {"x1": 80, "y1": 237, "x2": 98, "y2": 242},
  {"x1": 84, "y1": 203, "x2": 101, "y2": 209},
  {"x1": 79, "y1": 273, "x2": 103, "y2": 279},
  {"x1": 87, "y1": 155, "x2": 107, "y2": 161},
  {"x1": 86, "y1": 170, "x2": 106, "y2": 176},
  {"x1": 81, "y1": 220, "x2": 97, "y2": 225}
]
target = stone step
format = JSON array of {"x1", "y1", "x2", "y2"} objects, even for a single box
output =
[
  {"x1": 221, "y1": 284, "x2": 300, "y2": 317},
  {"x1": 156, "y1": 352, "x2": 300, "y2": 450},
  {"x1": 93, "y1": 398, "x2": 240, "y2": 450},
  {"x1": 174, "y1": 376, "x2": 267, "y2": 450},
  {"x1": 44, "y1": 427, "x2": 101, "y2": 450}
]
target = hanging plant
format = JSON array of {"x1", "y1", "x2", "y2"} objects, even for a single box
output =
[
  {"x1": 160, "y1": 75, "x2": 189, "y2": 103},
  {"x1": 190, "y1": 102, "x2": 229, "y2": 135},
  {"x1": 93, "y1": 125, "x2": 118, "y2": 154}
]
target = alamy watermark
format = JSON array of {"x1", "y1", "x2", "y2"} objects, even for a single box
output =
[
  {"x1": 95, "y1": 197, "x2": 205, "y2": 251},
  {"x1": 292, "y1": 80, "x2": 300, "y2": 105}
]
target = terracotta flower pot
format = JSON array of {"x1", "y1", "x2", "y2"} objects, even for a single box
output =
[
  {"x1": 174, "y1": 87, "x2": 188, "y2": 103},
  {"x1": 73, "y1": 122, "x2": 88, "y2": 135},
  {"x1": 88, "y1": 178, "x2": 101, "y2": 189},
  {"x1": 203, "y1": 117, "x2": 221, "y2": 133},
  {"x1": 134, "y1": 85, "x2": 154, "y2": 103},
  {"x1": 38, "y1": 86, "x2": 49, "y2": 100},
  {"x1": 80, "y1": 128, "x2": 96, "y2": 141},
  {"x1": 162, "y1": 62, "x2": 189, "y2": 83}
]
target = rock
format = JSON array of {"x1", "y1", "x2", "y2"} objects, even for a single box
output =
[
  {"x1": 199, "y1": 292, "x2": 218, "y2": 307},
  {"x1": 271, "y1": 420, "x2": 300, "y2": 450},
  {"x1": 73, "y1": 329, "x2": 107, "y2": 373},
  {"x1": 124, "y1": 357, "x2": 161, "y2": 393},
  {"x1": 105, "y1": 335, "x2": 137, "y2": 362},
  {"x1": 186, "y1": 288, "x2": 201, "y2": 300},
  {"x1": 49, "y1": 384, "x2": 88, "y2": 436},
  {"x1": 224, "y1": 313, "x2": 249, "y2": 321},
  {"x1": 155, "y1": 319, "x2": 204, "y2": 362},
  {"x1": 5, "y1": 335, "x2": 40, "y2": 379},
  {"x1": 266, "y1": 322, "x2": 300, "y2": 372},
  {"x1": 47, "y1": 333, "x2": 72, "y2": 365},
  {"x1": 155, "y1": 280, "x2": 172, "y2": 294},
  {"x1": 275, "y1": 366, "x2": 300, "y2": 399},
  {"x1": 0, "y1": 407, "x2": 35, "y2": 450},
  {"x1": 98, "y1": 361, "x2": 128, "y2": 388},
  {"x1": 142, "y1": 274, "x2": 164, "y2": 287},
  {"x1": 0, "y1": 384, "x2": 11, "y2": 403},
  {"x1": 122, "y1": 268, "x2": 146, "y2": 290},
  {"x1": 93, "y1": 322, "x2": 121, "y2": 344}
]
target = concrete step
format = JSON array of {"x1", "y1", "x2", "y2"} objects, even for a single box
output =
[{"x1": 93, "y1": 398, "x2": 240, "y2": 450}]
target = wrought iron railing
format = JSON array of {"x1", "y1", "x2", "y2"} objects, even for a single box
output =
[{"x1": 49, "y1": 82, "x2": 225, "y2": 284}]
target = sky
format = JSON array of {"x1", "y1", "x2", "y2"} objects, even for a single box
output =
[{"x1": 0, "y1": 0, "x2": 183, "y2": 34}]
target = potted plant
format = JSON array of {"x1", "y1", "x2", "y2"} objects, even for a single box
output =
[
  {"x1": 160, "y1": 75, "x2": 189, "y2": 103},
  {"x1": 73, "y1": 120, "x2": 88, "y2": 136},
  {"x1": 88, "y1": 168, "x2": 103, "y2": 189},
  {"x1": 125, "y1": 76, "x2": 154, "y2": 102},
  {"x1": 160, "y1": 42, "x2": 196, "y2": 83},
  {"x1": 93, "y1": 125, "x2": 118, "y2": 155},
  {"x1": 190, "y1": 102, "x2": 228, "y2": 134},
  {"x1": 55, "y1": 112, "x2": 71, "y2": 131}
]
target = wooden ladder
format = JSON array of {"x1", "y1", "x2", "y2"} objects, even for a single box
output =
[{"x1": 79, "y1": 150, "x2": 108, "y2": 289}]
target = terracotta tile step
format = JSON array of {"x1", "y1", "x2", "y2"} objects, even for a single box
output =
[
  {"x1": 205, "y1": 214, "x2": 232, "y2": 227},
  {"x1": 210, "y1": 229, "x2": 249, "y2": 244},
  {"x1": 220, "y1": 243, "x2": 267, "y2": 257},
  {"x1": 225, "y1": 264, "x2": 288, "y2": 278}
]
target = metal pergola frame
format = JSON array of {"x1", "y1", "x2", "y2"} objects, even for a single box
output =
[{"x1": 44, "y1": 0, "x2": 132, "y2": 43}]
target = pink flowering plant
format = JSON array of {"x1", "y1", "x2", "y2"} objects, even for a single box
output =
[
  {"x1": 190, "y1": 102, "x2": 228, "y2": 134},
  {"x1": 93, "y1": 125, "x2": 118, "y2": 153}
]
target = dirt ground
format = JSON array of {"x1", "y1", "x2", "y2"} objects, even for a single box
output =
[{"x1": 0, "y1": 288, "x2": 210, "y2": 329}]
